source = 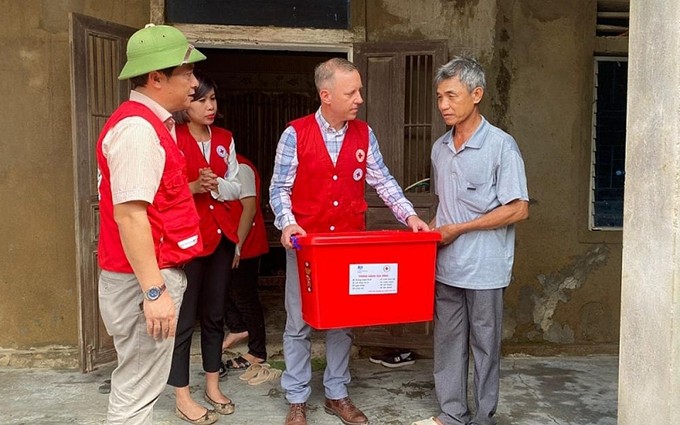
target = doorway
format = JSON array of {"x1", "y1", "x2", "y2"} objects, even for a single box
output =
[
  {"x1": 197, "y1": 48, "x2": 346, "y2": 287},
  {"x1": 194, "y1": 43, "x2": 447, "y2": 353}
]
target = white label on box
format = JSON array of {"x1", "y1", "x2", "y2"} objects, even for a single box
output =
[{"x1": 349, "y1": 263, "x2": 398, "y2": 295}]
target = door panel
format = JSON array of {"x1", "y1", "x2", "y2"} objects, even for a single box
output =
[
  {"x1": 361, "y1": 54, "x2": 403, "y2": 183},
  {"x1": 354, "y1": 41, "x2": 447, "y2": 353},
  {"x1": 355, "y1": 41, "x2": 447, "y2": 229},
  {"x1": 70, "y1": 13, "x2": 135, "y2": 372}
]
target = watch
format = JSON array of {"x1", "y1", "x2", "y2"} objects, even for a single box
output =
[{"x1": 143, "y1": 283, "x2": 167, "y2": 301}]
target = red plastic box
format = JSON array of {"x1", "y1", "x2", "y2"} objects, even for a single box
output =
[{"x1": 293, "y1": 230, "x2": 441, "y2": 329}]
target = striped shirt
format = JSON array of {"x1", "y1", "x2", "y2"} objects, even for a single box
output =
[
  {"x1": 269, "y1": 109, "x2": 416, "y2": 230},
  {"x1": 100, "y1": 91, "x2": 170, "y2": 205}
]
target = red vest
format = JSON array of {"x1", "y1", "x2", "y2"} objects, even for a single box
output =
[
  {"x1": 290, "y1": 114, "x2": 369, "y2": 233},
  {"x1": 236, "y1": 154, "x2": 269, "y2": 259},
  {"x1": 176, "y1": 124, "x2": 241, "y2": 256},
  {"x1": 97, "y1": 101, "x2": 202, "y2": 273}
]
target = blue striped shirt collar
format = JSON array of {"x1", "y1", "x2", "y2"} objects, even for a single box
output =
[{"x1": 315, "y1": 108, "x2": 348, "y2": 136}]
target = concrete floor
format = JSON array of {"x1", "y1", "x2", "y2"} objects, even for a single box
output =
[
  {"x1": 0, "y1": 287, "x2": 619, "y2": 424},
  {"x1": 0, "y1": 352, "x2": 617, "y2": 425}
]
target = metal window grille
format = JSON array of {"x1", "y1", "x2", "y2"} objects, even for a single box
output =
[
  {"x1": 403, "y1": 54, "x2": 434, "y2": 193},
  {"x1": 590, "y1": 57, "x2": 627, "y2": 230}
]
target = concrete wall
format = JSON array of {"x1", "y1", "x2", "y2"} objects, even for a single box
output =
[
  {"x1": 0, "y1": 1, "x2": 148, "y2": 354},
  {"x1": 366, "y1": 0, "x2": 622, "y2": 352}
]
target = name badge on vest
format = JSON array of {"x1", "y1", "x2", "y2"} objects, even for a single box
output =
[
  {"x1": 216, "y1": 145, "x2": 227, "y2": 158},
  {"x1": 355, "y1": 148, "x2": 366, "y2": 163},
  {"x1": 178, "y1": 235, "x2": 199, "y2": 249},
  {"x1": 353, "y1": 168, "x2": 364, "y2": 181}
]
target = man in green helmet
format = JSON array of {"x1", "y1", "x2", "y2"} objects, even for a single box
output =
[{"x1": 95, "y1": 24, "x2": 206, "y2": 424}]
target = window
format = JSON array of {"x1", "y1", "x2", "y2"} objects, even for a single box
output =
[
  {"x1": 404, "y1": 54, "x2": 435, "y2": 193},
  {"x1": 590, "y1": 57, "x2": 627, "y2": 230},
  {"x1": 165, "y1": 0, "x2": 350, "y2": 29}
]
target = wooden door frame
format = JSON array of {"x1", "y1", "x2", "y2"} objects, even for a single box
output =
[
  {"x1": 353, "y1": 40, "x2": 448, "y2": 352},
  {"x1": 355, "y1": 40, "x2": 448, "y2": 229},
  {"x1": 70, "y1": 13, "x2": 134, "y2": 372},
  {"x1": 70, "y1": 13, "x2": 356, "y2": 371},
  {"x1": 149, "y1": 0, "x2": 366, "y2": 48}
]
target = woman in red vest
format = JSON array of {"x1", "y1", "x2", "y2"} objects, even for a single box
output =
[
  {"x1": 167, "y1": 72, "x2": 241, "y2": 424},
  {"x1": 221, "y1": 154, "x2": 270, "y2": 370}
]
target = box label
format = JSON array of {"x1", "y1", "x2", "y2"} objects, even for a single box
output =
[{"x1": 349, "y1": 263, "x2": 398, "y2": 295}]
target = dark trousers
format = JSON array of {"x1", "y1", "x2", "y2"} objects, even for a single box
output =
[
  {"x1": 224, "y1": 256, "x2": 267, "y2": 360},
  {"x1": 168, "y1": 237, "x2": 235, "y2": 387}
]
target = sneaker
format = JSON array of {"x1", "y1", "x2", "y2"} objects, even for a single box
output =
[
  {"x1": 368, "y1": 350, "x2": 415, "y2": 368},
  {"x1": 218, "y1": 362, "x2": 229, "y2": 379}
]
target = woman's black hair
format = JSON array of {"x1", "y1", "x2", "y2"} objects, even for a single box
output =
[{"x1": 172, "y1": 69, "x2": 219, "y2": 124}]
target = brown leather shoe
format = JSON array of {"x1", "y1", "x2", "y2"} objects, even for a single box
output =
[
  {"x1": 285, "y1": 402, "x2": 307, "y2": 425},
  {"x1": 324, "y1": 397, "x2": 369, "y2": 425}
]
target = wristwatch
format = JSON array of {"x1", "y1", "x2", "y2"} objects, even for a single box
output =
[{"x1": 143, "y1": 283, "x2": 167, "y2": 301}]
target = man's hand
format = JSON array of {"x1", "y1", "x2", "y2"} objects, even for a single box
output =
[
  {"x1": 434, "y1": 199, "x2": 529, "y2": 246},
  {"x1": 437, "y1": 223, "x2": 465, "y2": 246},
  {"x1": 143, "y1": 292, "x2": 176, "y2": 340},
  {"x1": 281, "y1": 224, "x2": 306, "y2": 249},
  {"x1": 406, "y1": 215, "x2": 430, "y2": 232}
]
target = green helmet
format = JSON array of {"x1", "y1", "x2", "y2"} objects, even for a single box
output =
[{"x1": 118, "y1": 24, "x2": 206, "y2": 80}]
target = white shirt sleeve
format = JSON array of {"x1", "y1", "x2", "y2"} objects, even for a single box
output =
[
  {"x1": 101, "y1": 117, "x2": 165, "y2": 205},
  {"x1": 211, "y1": 137, "x2": 241, "y2": 201},
  {"x1": 237, "y1": 163, "x2": 257, "y2": 199}
]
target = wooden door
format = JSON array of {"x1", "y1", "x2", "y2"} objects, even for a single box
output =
[
  {"x1": 70, "y1": 13, "x2": 135, "y2": 372},
  {"x1": 353, "y1": 41, "x2": 447, "y2": 353}
]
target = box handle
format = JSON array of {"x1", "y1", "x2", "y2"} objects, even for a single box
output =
[{"x1": 291, "y1": 235, "x2": 302, "y2": 250}]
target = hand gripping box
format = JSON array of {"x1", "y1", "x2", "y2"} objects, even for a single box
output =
[{"x1": 293, "y1": 230, "x2": 441, "y2": 329}]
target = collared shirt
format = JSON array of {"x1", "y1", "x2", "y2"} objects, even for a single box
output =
[
  {"x1": 100, "y1": 91, "x2": 170, "y2": 205},
  {"x1": 270, "y1": 108, "x2": 416, "y2": 230},
  {"x1": 432, "y1": 116, "x2": 529, "y2": 289}
]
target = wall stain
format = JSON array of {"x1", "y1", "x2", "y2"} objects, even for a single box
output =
[
  {"x1": 520, "y1": 0, "x2": 585, "y2": 24},
  {"x1": 532, "y1": 245, "x2": 609, "y2": 343},
  {"x1": 491, "y1": 2, "x2": 513, "y2": 132},
  {"x1": 492, "y1": 48, "x2": 512, "y2": 131},
  {"x1": 444, "y1": 0, "x2": 481, "y2": 16}
]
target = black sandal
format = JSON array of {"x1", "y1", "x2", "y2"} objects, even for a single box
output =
[{"x1": 225, "y1": 355, "x2": 252, "y2": 370}]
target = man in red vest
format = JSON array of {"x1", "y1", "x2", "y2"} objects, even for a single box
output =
[
  {"x1": 96, "y1": 24, "x2": 206, "y2": 424},
  {"x1": 270, "y1": 57, "x2": 429, "y2": 425}
]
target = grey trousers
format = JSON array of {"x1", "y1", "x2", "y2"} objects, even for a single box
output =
[
  {"x1": 99, "y1": 268, "x2": 186, "y2": 425},
  {"x1": 280, "y1": 249, "x2": 353, "y2": 404},
  {"x1": 434, "y1": 283, "x2": 503, "y2": 425}
]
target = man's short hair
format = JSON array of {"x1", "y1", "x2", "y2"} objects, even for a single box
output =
[
  {"x1": 314, "y1": 57, "x2": 358, "y2": 91},
  {"x1": 434, "y1": 56, "x2": 486, "y2": 92}
]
